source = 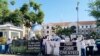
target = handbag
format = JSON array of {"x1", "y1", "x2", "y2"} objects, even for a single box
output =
[{"x1": 93, "y1": 45, "x2": 98, "y2": 51}]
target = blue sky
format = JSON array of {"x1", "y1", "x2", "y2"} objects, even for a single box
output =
[{"x1": 9, "y1": 0, "x2": 95, "y2": 23}]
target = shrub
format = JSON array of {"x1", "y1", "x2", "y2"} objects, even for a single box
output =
[{"x1": 0, "y1": 37, "x2": 7, "y2": 45}]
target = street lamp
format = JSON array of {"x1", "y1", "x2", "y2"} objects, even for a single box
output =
[{"x1": 76, "y1": 1, "x2": 80, "y2": 36}]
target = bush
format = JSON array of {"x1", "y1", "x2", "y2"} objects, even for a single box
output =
[
  {"x1": 0, "y1": 37, "x2": 7, "y2": 45},
  {"x1": 11, "y1": 46, "x2": 27, "y2": 54},
  {"x1": 11, "y1": 39, "x2": 27, "y2": 54},
  {"x1": 12, "y1": 39, "x2": 27, "y2": 46}
]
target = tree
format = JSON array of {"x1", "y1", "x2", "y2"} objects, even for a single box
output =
[
  {"x1": 0, "y1": 0, "x2": 44, "y2": 39},
  {"x1": 90, "y1": 32, "x2": 97, "y2": 39},
  {"x1": 10, "y1": 0, "x2": 15, "y2": 5},
  {"x1": 89, "y1": 0, "x2": 100, "y2": 39},
  {"x1": 54, "y1": 25, "x2": 73, "y2": 38},
  {"x1": 89, "y1": 0, "x2": 100, "y2": 27},
  {"x1": 0, "y1": 0, "x2": 8, "y2": 24},
  {"x1": 0, "y1": 0, "x2": 44, "y2": 27},
  {"x1": 70, "y1": 26, "x2": 76, "y2": 33},
  {"x1": 19, "y1": 1, "x2": 44, "y2": 28},
  {"x1": 7, "y1": 9, "x2": 23, "y2": 26}
]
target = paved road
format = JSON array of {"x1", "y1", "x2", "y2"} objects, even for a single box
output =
[
  {"x1": 0, "y1": 54, "x2": 17, "y2": 56},
  {"x1": 0, "y1": 54, "x2": 43, "y2": 56}
]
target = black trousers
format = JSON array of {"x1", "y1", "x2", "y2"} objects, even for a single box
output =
[{"x1": 88, "y1": 46, "x2": 94, "y2": 56}]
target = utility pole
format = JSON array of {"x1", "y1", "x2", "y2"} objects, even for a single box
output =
[{"x1": 76, "y1": 1, "x2": 79, "y2": 36}]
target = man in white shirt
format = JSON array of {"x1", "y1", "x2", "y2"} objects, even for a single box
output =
[
  {"x1": 81, "y1": 39, "x2": 87, "y2": 56},
  {"x1": 6, "y1": 38, "x2": 12, "y2": 53},
  {"x1": 87, "y1": 39, "x2": 95, "y2": 56}
]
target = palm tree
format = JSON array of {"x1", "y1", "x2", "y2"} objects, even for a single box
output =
[
  {"x1": 36, "y1": 10, "x2": 44, "y2": 24},
  {"x1": 20, "y1": 1, "x2": 44, "y2": 38},
  {"x1": 10, "y1": 0, "x2": 15, "y2": 5},
  {"x1": 29, "y1": 0, "x2": 35, "y2": 7},
  {"x1": 33, "y1": 3, "x2": 41, "y2": 12},
  {"x1": 20, "y1": 3, "x2": 29, "y2": 14}
]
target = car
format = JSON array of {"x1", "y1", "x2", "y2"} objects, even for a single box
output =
[{"x1": 95, "y1": 39, "x2": 100, "y2": 55}]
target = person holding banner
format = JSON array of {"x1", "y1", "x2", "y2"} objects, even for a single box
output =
[
  {"x1": 81, "y1": 38, "x2": 87, "y2": 56},
  {"x1": 42, "y1": 35, "x2": 48, "y2": 55}
]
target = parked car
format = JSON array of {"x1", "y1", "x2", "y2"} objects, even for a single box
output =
[
  {"x1": 96, "y1": 39, "x2": 100, "y2": 50},
  {"x1": 95, "y1": 39, "x2": 100, "y2": 55}
]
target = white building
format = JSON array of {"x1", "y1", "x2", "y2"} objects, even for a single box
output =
[
  {"x1": 0, "y1": 23, "x2": 23, "y2": 39},
  {"x1": 42, "y1": 21, "x2": 97, "y2": 37}
]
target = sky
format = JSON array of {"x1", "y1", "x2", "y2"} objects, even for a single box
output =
[{"x1": 9, "y1": 0, "x2": 95, "y2": 23}]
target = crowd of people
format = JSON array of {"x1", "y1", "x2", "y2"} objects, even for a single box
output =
[
  {"x1": 40, "y1": 35, "x2": 98, "y2": 56},
  {"x1": 0, "y1": 34, "x2": 98, "y2": 56}
]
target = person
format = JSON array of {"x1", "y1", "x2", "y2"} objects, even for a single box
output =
[
  {"x1": 42, "y1": 35, "x2": 48, "y2": 56},
  {"x1": 40, "y1": 36, "x2": 45, "y2": 55},
  {"x1": 6, "y1": 38, "x2": 12, "y2": 53},
  {"x1": 47, "y1": 37, "x2": 56, "y2": 56},
  {"x1": 81, "y1": 38, "x2": 87, "y2": 56},
  {"x1": 87, "y1": 39, "x2": 95, "y2": 56}
]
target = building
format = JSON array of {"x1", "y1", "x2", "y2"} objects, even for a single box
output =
[
  {"x1": 42, "y1": 21, "x2": 97, "y2": 37},
  {"x1": 0, "y1": 23, "x2": 23, "y2": 39}
]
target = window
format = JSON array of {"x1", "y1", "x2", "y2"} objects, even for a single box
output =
[
  {"x1": 47, "y1": 31, "x2": 49, "y2": 33},
  {"x1": 89, "y1": 30, "x2": 91, "y2": 32},
  {"x1": 52, "y1": 31, "x2": 55, "y2": 32},
  {"x1": 42, "y1": 31, "x2": 44, "y2": 33},
  {"x1": 0, "y1": 32, "x2": 3, "y2": 37},
  {"x1": 47, "y1": 26, "x2": 49, "y2": 29},
  {"x1": 42, "y1": 27, "x2": 44, "y2": 29},
  {"x1": 86, "y1": 30, "x2": 88, "y2": 32},
  {"x1": 82, "y1": 26, "x2": 84, "y2": 28},
  {"x1": 90, "y1": 25, "x2": 91, "y2": 28},
  {"x1": 52, "y1": 27, "x2": 55, "y2": 30},
  {"x1": 86, "y1": 26, "x2": 88, "y2": 28},
  {"x1": 11, "y1": 32, "x2": 19, "y2": 39},
  {"x1": 82, "y1": 30, "x2": 83, "y2": 32}
]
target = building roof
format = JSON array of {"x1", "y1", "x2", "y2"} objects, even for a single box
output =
[
  {"x1": 43, "y1": 21, "x2": 96, "y2": 26},
  {"x1": 50, "y1": 22, "x2": 70, "y2": 26},
  {"x1": 78, "y1": 21, "x2": 96, "y2": 25},
  {"x1": 0, "y1": 23, "x2": 23, "y2": 31}
]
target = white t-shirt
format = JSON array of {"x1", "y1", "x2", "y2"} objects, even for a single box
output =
[
  {"x1": 7, "y1": 39, "x2": 12, "y2": 44},
  {"x1": 81, "y1": 40, "x2": 87, "y2": 48},
  {"x1": 88, "y1": 39, "x2": 95, "y2": 46}
]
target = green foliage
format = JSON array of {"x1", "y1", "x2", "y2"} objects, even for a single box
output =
[
  {"x1": 0, "y1": 37, "x2": 7, "y2": 45},
  {"x1": 70, "y1": 26, "x2": 76, "y2": 33},
  {"x1": 54, "y1": 25, "x2": 74, "y2": 37},
  {"x1": 89, "y1": 0, "x2": 100, "y2": 39},
  {"x1": 90, "y1": 32, "x2": 97, "y2": 39},
  {"x1": 29, "y1": 12, "x2": 36, "y2": 24},
  {"x1": 89, "y1": 0, "x2": 100, "y2": 27},
  {"x1": 0, "y1": 0, "x2": 44, "y2": 27},
  {"x1": 19, "y1": 1, "x2": 44, "y2": 27},
  {"x1": 2, "y1": 9, "x2": 23, "y2": 26},
  {"x1": 10, "y1": 0, "x2": 15, "y2": 5},
  {"x1": 11, "y1": 46, "x2": 27, "y2": 53},
  {"x1": 33, "y1": 3, "x2": 41, "y2": 12},
  {"x1": 36, "y1": 34, "x2": 41, "y2": 40},
  {"x1": 36, "y1": 10, "x2": 44, "y2": 24},
  {"x1": 20, "y1": 3, "x2": 29, "y2": 14},
  {"x1": 30, "y1": 1, "x2": 35, "y2": 7}
]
